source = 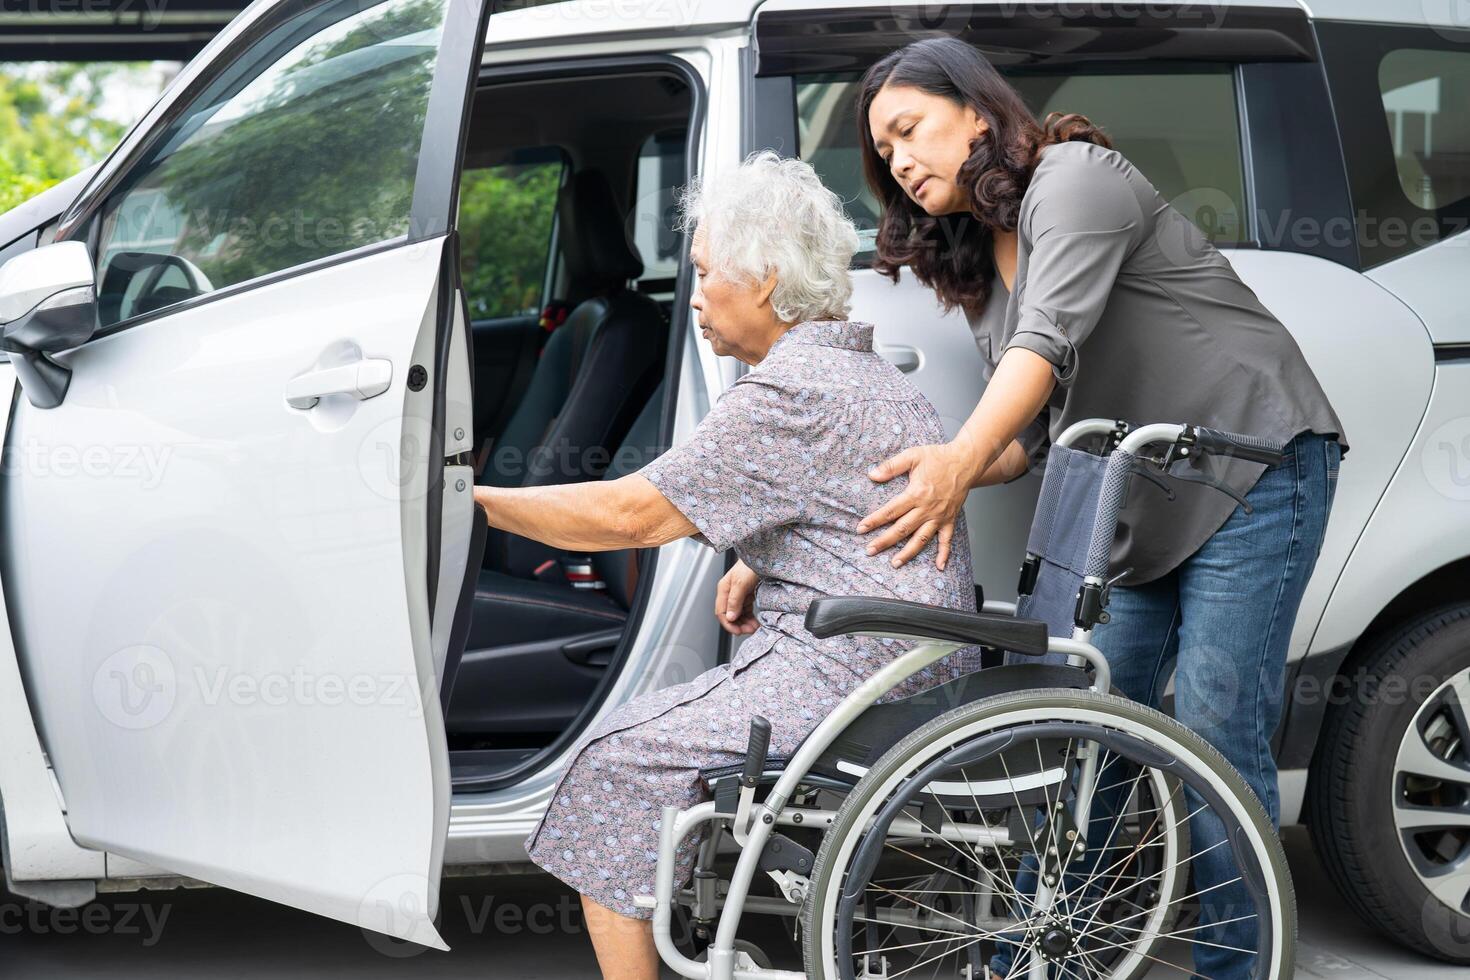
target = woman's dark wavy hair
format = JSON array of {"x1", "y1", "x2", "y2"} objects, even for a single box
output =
[{"x1": 858, "y1": 37, "x2": 1111, "y2": 314}]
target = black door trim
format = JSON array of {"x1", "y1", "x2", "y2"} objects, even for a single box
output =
[
  {"x1": 740, "y1": 43, "x2": 797, "y2": 159},
  {"x1": 753, "y1": 3, "x2": 1317, "y2": 78},
  {"x1": 1238, "y1": 59, "x2": 1359, "y2": 269},
  {"x1": 410, "y1": 0, "x2": 499, "y2": 242}
]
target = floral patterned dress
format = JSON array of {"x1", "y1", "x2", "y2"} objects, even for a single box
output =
[{"x1": 524, "y1": 319, "x2": 984, "y2": 917}]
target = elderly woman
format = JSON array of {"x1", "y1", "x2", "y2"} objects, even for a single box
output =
[{"x1": 472, "y1": 151, "x2": 983, "y2": 980}]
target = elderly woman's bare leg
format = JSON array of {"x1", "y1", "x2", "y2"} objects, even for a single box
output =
[{"x1": 582, "y1": 895, "x2": 658, "y2": 980}]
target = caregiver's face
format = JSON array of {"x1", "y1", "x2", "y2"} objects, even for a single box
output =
[
  {"x1": 868, "y1": 82, "x2": 988, "y2": 217},
  {"x1": 689, "y1": 227, "x2": 784, "y2": 365}
]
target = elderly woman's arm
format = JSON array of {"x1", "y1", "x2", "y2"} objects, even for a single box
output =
[{"x1": 473, "y1": 475, "x2": 697, "y2": 551}]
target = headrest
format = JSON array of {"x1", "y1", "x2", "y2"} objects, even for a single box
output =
[{"x1": 557, "y1": 168, "x2": 644, "y2": 290}]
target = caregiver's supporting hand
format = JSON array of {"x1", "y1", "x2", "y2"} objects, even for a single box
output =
[
  {"x1": 859, "y1": 440, "x2": 980, "y2": 571},
  {"x1": 859, "y1": 346, "x2": 1058, "y2": 569}
]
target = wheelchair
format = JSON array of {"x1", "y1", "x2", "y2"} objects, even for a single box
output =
[{"x1": 635, "y1": 419, "x2": 1298, "y2": 980}]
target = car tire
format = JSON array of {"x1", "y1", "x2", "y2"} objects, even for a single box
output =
[{"x1": 1307, "y1": 602, "x2": 1470, "y2": 964}]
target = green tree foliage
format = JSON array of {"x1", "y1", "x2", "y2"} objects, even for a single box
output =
[
  {"x1": 458, "y1": 160, "x2": 562, "y2": 320},
  {"x1": 0, "y1": 63, "x2": 143, "y2": 213},
  {"x1": 1, "y1": 3, "x2": 564, "y2": 326},
  {"x1": 118, "y1": 0, "x2": 447, "y2": 291}
]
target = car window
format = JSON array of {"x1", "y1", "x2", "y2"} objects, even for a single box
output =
[
  {"x1": 457, "y1": 147, "x2": 566, "y2": 320},
  {"x1": 1378, "y1": 49, "x2": 1470, "y2": 214},
  {"x1": 92, "y1": 0, "x2": 453, "y2": 330},
  {"x1": 796, "y1": 69, "x2": 1246, "y2": 259},
  {"x1": 631, "y1": 129, "x2": 686, "y2": 289},
  {"x1": 1317, "y1": 23, "x2": 1470, "y2": 267}
]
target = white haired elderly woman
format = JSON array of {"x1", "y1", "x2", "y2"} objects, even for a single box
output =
[{"x1": 474, "y1": 151, "x2": 983, "y2": 980}]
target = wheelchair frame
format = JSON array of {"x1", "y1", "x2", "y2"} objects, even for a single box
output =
[{"x1": 635, "y1": 420, "x2": 1282, "y2": 980}]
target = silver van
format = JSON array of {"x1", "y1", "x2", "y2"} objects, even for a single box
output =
[{"x1": 0, "y1": 0, "x2": 1466, "y2": 963}]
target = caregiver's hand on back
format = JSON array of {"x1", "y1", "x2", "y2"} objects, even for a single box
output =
[
  {"x1": 860, "y1": 345, "x2": 1057, "y2": 570},
  {"x1": 858, "y1": 440, "x2": 977, "y2": 571}
]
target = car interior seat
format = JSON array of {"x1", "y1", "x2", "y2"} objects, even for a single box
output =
[
  {"x1": 449, "y1": 382, "x2": 666, "y2": 749},
  {"x1": 476, "y1": 167, "x2": 668, "y2": 579}
]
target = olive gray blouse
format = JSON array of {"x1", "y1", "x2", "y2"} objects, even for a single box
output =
[{"x1": 966, "y1": 140, "x2": 1347, "y2": 586}]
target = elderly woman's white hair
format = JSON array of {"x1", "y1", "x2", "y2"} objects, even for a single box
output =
[{"x1": 676, "y1": 150, "x2": 862, "y2": 324}]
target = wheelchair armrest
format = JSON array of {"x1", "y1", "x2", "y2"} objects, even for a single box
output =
[{"x1": 804, "y1": 596, "x2": 1050, "y2": 657}]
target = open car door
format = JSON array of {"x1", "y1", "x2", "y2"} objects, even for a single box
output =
[{"x1": 1, "y1": 0, "x2": 492, "y2": 948}]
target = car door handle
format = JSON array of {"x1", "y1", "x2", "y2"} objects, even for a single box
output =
[
  {"x1": 876, "y1": 344, "x2": 922, "y2": 373},
  {"x1": 285, "y1": 357, "x2": 393, "y2": 409}
]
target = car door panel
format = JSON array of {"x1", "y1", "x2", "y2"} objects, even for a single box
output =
[
  {"x1": 1366, "y1": 234, "x2": 1470, "y2": 345},
  {"x1": 3, "y1": 241, "x2": 452, "y2": 946},
  {"x1": 0, "y1": 0, "x2": 496, "y2": 947}
]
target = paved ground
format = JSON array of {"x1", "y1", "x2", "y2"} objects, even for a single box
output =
[{"x1": 2, "y1": 828, "x2": 1462, "y2": 978}]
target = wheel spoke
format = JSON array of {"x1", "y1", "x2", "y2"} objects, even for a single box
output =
[
  {"x1": 1078, "y1": 909, "x2": 1258, "y2": 944},
  {"x1": 1037, "y1": 735, "x2": 1077, "y2": 884},
  {"x1": 864, "y1": 887, "x2": 1009, "y2": 897},
  {"x1": 906, "y1": 775, "x2": 1047, "y2": 926},
  {"x1": 1421, "y1": 855, "x2": 1470, "y2": 911},
  {"x1": 885, "y1": 932, "x2": 980, "y2": 980},
  {"x1": 1071, "y1": 941, "x2": 1112, "y2": 979},
  {"x1": 827, "y1": 717, "x2": 1283, "y2": 980},
  {"x1": 1082, "y1": 927, "x2": 1258, "y2": 958},
  {"x1": 1070, "y1": 777, "x2": 1185, "y2": 941},
  {"x1": 1068, "y1": 936, "x2": 1215, "y2": 979},
  {"x1": 1058, "y1": 779, "x2": 1183, "y2": 928},
  {"x1": 1086, "y1": 748, "x2": 1128, "y2": 795},
  {"x1": 881, "y1": 841, "x2": 994, "y2": 895},
  {"x1": 1063, "y1": 833, "x2": 1228, "y2": 928},
  {"x1": 865, "y1": 880, "x2": 984, "y2": 936},
  {"x1": 1063, "y1": 787, "x2": 1194, "y2": 910},
  {"x1": 1444, "y1": 671, "x2": 1470, "y2": 751},
  {"x1": 858, "y1": 927, "x2": 1024, "y2": 956},
  {"x1": 1051, "y1": 952, "x2": 1097, "y2": 980},
  {"x1": 953, "y1": 765, "x2": 1047, "y2": 919},
  {"x1": 1071, "y1": 873, "x2": 1244, "y2": 940},
  {"x1": 880, "y1": 838, "x2": 1048, "y2": 931},
  {"x1": 1397, "y1": 720, "x2": 1470, "y2": 786},
  {"x1": 1006, "y1": 928, "x2": 1046, "y2": 980},
  {"x1": 1394, "y1": 802, "x2": 1470, "y2": 832}
]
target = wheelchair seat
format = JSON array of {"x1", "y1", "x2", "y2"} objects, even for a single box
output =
[{"x1": 700, "y1": 661, "x2": 1090, "y2": 803}]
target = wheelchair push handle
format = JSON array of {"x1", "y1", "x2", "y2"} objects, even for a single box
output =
[
  {"x1": 741, "y1": 715, "x2": 772, "y2": 788},
  {"x1": 1189, "y1": 425, "x2": 1288, "y2": 466}
]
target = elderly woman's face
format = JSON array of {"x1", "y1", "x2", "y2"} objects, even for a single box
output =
[
  {"x1": 689, "y1": 227, "x2": 785, "y2": 365},
  {"x1": 868, "y1": 82, "x2": 988, "y2": 217}
]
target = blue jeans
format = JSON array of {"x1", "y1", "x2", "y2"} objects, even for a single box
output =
[{"x1": 993, "y1": 431, "x2": 1340, "y2": 979}]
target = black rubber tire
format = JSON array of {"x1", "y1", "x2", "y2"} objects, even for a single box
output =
[
  {"x1": 801, "y1": 688, "x2": 1297, "y2": 980},
  {"x1": 1306, "y1": 602, "x2": 1470, "y2": 964}
]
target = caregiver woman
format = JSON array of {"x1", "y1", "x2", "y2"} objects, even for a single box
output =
[{"x1": 855, "y1": 38, "x2": 1348, "y2": 980}]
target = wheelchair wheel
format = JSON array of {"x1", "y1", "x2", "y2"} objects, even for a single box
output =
[{"x1": 801, "y1": 688, "x2": 1295, "y2": 980}]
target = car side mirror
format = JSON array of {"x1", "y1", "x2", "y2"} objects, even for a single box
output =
[{"x1": 0, "y1": 240, "x2": 98, "y2": 408}]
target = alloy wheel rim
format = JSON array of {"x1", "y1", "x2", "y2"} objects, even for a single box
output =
[{"x1": 1392, "y1": 665, "x2": 1470, "y2": 915}]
